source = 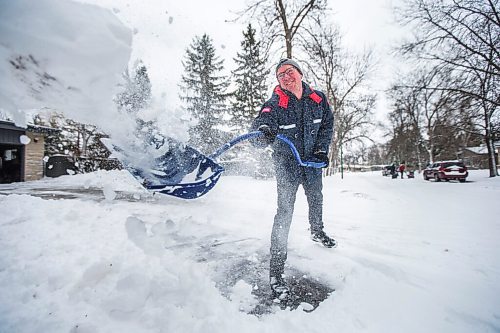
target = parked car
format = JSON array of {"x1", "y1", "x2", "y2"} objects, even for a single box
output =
[{"x1": 423, "y1": 161, "x2": 468, "y2": 182}]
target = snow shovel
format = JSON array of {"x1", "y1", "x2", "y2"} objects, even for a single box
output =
[{"x1": 103, "y1": 131, "x2": 326, "y2": 199}]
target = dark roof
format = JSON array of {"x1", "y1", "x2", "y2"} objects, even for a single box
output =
[{"x1": 0, "y1": 120, "x2": 59, "y2": 134}]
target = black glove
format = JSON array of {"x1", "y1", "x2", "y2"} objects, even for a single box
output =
[
  {"x1": 313, "y1": 151, "x2": 329, "y2": 168},
  {"x1": 258, "y1": 125, "x2": 277, "y2": 144}
]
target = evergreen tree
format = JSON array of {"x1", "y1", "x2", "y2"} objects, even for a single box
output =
[
  {"x1": 115, "y1": 61, "x2": 164, "y2": 148},
  {"x1": 231, "y1": 24, "x2": 269, "y2": 134},
  {"x1": 225, "y1": 25, "x2": 273, "y2": 179},
  {"x1": 179, "y1": 34, "x2": 230, "y2": 154},
  {"x1": 115, "y1": 60, "x2": 152, "y2": 115}
]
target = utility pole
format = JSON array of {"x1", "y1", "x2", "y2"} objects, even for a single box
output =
[{"x1": 340, "y1": 144, "x2": 344, "y2": 179}]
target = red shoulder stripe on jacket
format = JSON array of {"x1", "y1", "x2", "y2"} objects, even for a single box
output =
[
  {"x1": 274, "y1": 86, "x2": 289, "y2": 108},
  {"x1": 309, "y1": 91, "x2": 322, "y2": 104}
]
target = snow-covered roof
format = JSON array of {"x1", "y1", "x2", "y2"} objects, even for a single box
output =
[
  {"x1": 464, "y1": 142, "x2": 500, "y2": 154},
  {"x1": 0, "y1": 120, "x2": 59, "y2": 134}
]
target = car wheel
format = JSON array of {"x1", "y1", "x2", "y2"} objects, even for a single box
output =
[
  {"x1": 434, "y1": 174, "x2": 441, "y2": 182},
  {"x1": 459, "y1": 178, "x2": 466, "y2": 183}
]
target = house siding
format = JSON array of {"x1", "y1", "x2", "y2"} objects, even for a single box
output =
[
  {"x1": 462, "y1": 145, "x2": 500, "y2": 169},
  {"x1": 24, "y1": 132, "x2": 45, "y2": 181}
]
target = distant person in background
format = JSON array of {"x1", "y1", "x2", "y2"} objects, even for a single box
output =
[
  {"x1": 390, "y1": 163, "x2": 396, "y2": 177},
  {"x1": 399, "y1": 161, "x2": 406, "y2": 179},
  {"x1": 252, "y1": 58, "x2": 335, "y2": 300},
  {"x1": 0, "y1": 155, "x2": 3, "y2": 183}
]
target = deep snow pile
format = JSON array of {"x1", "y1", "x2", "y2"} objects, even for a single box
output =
[
  {"x1": 0, "y1": 0, "x2": 132, "y2": 133},
  {"x1": 1, "y1": 170, "x2": 499, "y2": 332},
  {"x1": 0, "y1": 0, "x2": 193, "y2": 173}
]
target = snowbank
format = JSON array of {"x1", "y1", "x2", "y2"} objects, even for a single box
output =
[
  {"x1": 1, "y1": 170, "x2": 499, "y2": 332},
  {"x1": 0, "y1": 0, "x2": 132, "y2": 133}
]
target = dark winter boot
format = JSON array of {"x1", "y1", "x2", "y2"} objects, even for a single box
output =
[
  {"x1": 311, "y1": 230, "x2": 337, "y2": 248},
  {"x1": 270, "y1": 276, "x2": 290, "y2": 300}
]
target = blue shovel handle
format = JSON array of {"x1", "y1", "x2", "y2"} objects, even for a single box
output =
[
  {"x1": 275, "y1": 134, "x2": 327, "y2": 168},
  {"x1": 210, "y1": 131, "x2": 326, "y2": 169}
]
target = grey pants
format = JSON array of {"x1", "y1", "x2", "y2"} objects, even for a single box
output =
[{"x1": 269, "y1": 168, "x2": 323, "y2": 280}]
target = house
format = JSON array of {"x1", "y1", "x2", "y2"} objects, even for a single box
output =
[
  {"x1": 0, "y1": 121, "x2": 58, "y2": 183},
  {"x1": 461, "y1": 142, "x2": 500, "y2": 169}
]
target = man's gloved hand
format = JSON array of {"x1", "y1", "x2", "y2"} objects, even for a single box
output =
[
  {"x1": 258, "y1": 125, "x2": 277, "y2": 144},
  {"x1": 313, "y1": 151, "x2": 329, "y2": 168}
]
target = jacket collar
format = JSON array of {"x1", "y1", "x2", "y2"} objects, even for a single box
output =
[{"x1": 274, "y1": 82, "x2": 322, "y2": 108}]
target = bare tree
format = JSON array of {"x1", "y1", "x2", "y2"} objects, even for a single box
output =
[
  {"x1": 386, "y1": 61, "x2": 488, "y2": 173},
  {"x1": 299, "y1": 17, "x2": 377, "y2": 174},
  {"x1": 397, "y1": 0, "x2": 499, "y2": 176},
  {"x1": 387, "y1": 78, "x2": 423, "y2": 169},
  {"x1": 388, "y1": 66, "x2": 469, "y2": 166},
  {"x1": 239, "y1": 0, "x2": 327, "y2": 58},
  {"x1": 465, "y1": 57, "x2": 499, "y2": 175}
]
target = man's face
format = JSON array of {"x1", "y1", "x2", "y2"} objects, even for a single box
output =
[{"x1": 276, "y1": 65, "x2": 302, "y2": 91}]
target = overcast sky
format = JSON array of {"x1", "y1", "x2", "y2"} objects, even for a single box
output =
[{"x1": 78, "y1": 0, "x2": 409, "y2": 128}]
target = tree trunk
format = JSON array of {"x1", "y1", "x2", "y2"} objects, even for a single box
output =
[{"x1": 485, "y1": 130, "x2": 498, "y2": 178}]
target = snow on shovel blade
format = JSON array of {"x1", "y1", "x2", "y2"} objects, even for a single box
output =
[
  {"x1": 147, "y1": 152, "x2": 224, "y2": 199},
  {"x1": 101, "y1": 138, "x2": 224, "y2": 199}
]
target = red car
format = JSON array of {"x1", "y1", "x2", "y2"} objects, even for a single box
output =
[{"x1": 423, "y1": 161, "x2": 468, "y2": 182}]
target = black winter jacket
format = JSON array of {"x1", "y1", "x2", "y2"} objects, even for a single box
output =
[{"x1": 253, "y1": 82, "x2": 334, "y2": 172}]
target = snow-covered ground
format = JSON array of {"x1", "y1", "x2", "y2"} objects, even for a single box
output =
[{"x1": 1, "y1": 170, "x2": 499, "y2": 332}]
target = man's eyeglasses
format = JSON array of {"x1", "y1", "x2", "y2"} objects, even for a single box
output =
[{"x1": 277, "y1": 67, "x2": 296, "y2": 80}]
